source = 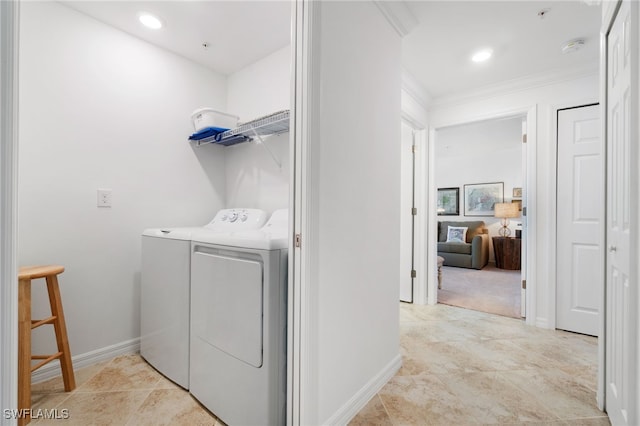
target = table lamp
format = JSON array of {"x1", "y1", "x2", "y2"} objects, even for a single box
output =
[{"x1": 494, "y1": 202, "x2": 520, "y2": 237}]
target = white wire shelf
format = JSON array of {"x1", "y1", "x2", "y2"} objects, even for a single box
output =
[{"x1": 192, "y1": 110, "x2": 290, "y2": 147}]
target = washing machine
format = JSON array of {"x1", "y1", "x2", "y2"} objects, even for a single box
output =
[
  {"x1": 140, "y1": 208, "x2": 267, "y2": 389},
  {"x1": 189, "y1": 209, "x2": 288, "y2": 425}
]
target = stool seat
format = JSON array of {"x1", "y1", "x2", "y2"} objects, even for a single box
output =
[
  {"x1": 18, "y1": 264, "x2": 75, "y2": 426},
  {"x1": 19, "y1": 265, "x2": 65, "y2": 280}
]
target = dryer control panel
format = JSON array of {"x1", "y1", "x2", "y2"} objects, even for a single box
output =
[{"x1": 204, "y1": 209, "x2": 267, "y2": 231}]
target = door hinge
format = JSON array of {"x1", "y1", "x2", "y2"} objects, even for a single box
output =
[
  {"x1": 411, "y1": 207, "x2": 417, "y2": 215},
  {"x1": 522, "y1": 206, "x2": 527, "y2": 216},
  {"x1": 522, "y1": 134, "x2": 527, "y2": 143},
  {"x1": 412, "y1": 145, "x2": 417, "y2": 153},
  {"x1": 295, "y1": 234, "x2": 302, "y2": 248},
  {"x1": 411, "y1": 270, "x2": 416, "y2": 278},
  {"x1": 522, "y1": 279, "x2": 527, "y2": 289}
]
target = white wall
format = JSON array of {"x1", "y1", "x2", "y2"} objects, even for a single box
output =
[
  {"x1": 227, "y1": 45, "x2": 291, "y2": 123},
  {"x1": 225, "y1": 46, "x2": 291, "y2": 213},
  {"x1": 429, "y1": 72, "x2": 599, "y2": 328},
  {"x1": 435, "y1": 117, "x2": 523, "y2": 261},
  {"x1": 18, "y1": 2, "x2": 228, "y2": 359},
  {"x1": 303, "y1": 2, "x2": 401, "y2": 423}
]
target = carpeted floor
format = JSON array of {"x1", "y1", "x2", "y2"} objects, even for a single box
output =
[{"x1": 437, "y1": 263, "x2": 522, "y2": 318}]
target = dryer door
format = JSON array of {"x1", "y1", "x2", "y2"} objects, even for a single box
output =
[{"x1": 191, "y1": 247, "x2": 263, "y2": 368}]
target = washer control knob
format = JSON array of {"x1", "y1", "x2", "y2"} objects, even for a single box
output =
[
  {"x1": 240, "y1": 213, "x2": 248, "y2": 222},
  {"x1": 228, "y1": 212, "x2": 238, "y2": 222}
]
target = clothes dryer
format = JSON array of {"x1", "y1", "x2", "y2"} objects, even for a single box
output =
[
  {"x1": 140, "y1": 208, "x2": 267, "y2": 389},
  {"x1": 189, "y1": 209, "x2": 288, "y2": 425}
]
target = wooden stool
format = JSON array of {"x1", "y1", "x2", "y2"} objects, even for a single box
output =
[{"x1": 18, "y1": 265, "x2": 76, "y2": 426}]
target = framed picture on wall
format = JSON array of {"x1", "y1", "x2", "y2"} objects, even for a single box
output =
[
  {"x1": 464, "y1": 182, "x2": 504, "y2": 216},
  {"x1": 437, "y1": 187, "x2": 459, "y2": 216},
  {"x1": 513, "y1": 187, "x2": 523, "y2": 198}
]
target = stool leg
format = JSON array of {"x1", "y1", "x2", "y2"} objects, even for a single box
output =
[
  {"x1": 46, "y1": 274, "x2": 76, "y2": 392},
  {"x1": 18, "y1": 279, "x2": 32, "y2": 426},
  {"x1": 438, "y1": 265, "x2": 442, "y2": 289}
]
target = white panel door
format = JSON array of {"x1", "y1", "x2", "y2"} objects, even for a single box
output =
[
  {"x1": 556, "y1": 105, "x2": 602, "y2": 336},
  {"x1": 399, "y1": 121, "x2": 415, "y2": 302},
  {"x1": 606, "y1": 0, "x2": 637, "y2": 423}
]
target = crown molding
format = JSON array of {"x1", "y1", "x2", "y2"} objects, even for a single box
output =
[
  {"x1": 429, "y1": 63, "x2": 600, "y2": 109},
  {"x1": 373, "y1": 1, "x2": 418, "y2": 38},
  {"x1": 402, "y1": 70, "x2": 431, "y2": 109}
]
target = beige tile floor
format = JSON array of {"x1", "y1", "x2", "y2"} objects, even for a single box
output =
[
  {"x1": 30, "y1": 303, "x2": 609, "y2": 426},
  {"x1": 350, "y1": 303, "x2": 610, "y2": 426},
  {"x1": 30, "y1": 355, "x2": 222, "y2": 425}
]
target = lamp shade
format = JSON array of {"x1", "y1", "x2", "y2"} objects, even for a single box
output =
[{"x1": 494, "y1": 202, "x2": 520, "y2": 218}]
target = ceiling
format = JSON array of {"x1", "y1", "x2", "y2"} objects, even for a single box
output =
[
  {"x1": 61, "y1": 1, "x2": 292, "y2": 75},
  {"x1": 403, "y1": 1, "x2": 602, "y2": 100},
  {"x1": 61, "y1": 1, "x2": 602, "y2": 101}
]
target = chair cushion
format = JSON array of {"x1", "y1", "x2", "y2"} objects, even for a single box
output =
[{"x1": 437, "y1": 241, "x2": 472, "y2": 255}]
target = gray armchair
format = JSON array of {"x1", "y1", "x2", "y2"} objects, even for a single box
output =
[{"x1": 437, "y1": 220, "x2": 489, "y2": 269}]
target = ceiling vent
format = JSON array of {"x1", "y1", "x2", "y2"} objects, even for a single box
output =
[{"x1": 561, "y1": 39, "x2": 585, "y2": 54}]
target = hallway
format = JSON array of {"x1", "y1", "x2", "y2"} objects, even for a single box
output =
[
  {"x1": 351, "y1": 303, "x2": 609, "y2": 425},
  {"x1": 28, "y1": 303, "x2": 607, "y2": 425}
]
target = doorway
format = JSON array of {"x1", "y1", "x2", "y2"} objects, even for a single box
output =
[
  {"x1": 431, "y1": 116, "x2": 525, "y2": 319},
  {"x1": 420, "y1": 106, "x2": 536, "y2": 324}
]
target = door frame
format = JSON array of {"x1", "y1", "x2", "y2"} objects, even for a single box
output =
[
  {"x1": 423, "y1": 105, "x2": 536, "y2": 325},
  {"x1": 0, "y1": 0, "x2": 20, "y2": 421},
  {"x1": 401, "y1": 86, "x2": 428, "y2": 305},
  {"x1": 399, "y1": 115, "x2": 428, "y2": 305},
  {"x1": 399, "y1": 120, "x2": 416, "y2": 303}
]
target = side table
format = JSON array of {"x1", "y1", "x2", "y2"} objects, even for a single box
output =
[{"x1": 492, "y1": 237, "x2": 521, "y2": 270}]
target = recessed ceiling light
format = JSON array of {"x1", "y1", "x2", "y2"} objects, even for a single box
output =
[
  {"x1": 471, "y1": 49, "x2": 493, "y2": 63},
  {"x1": 138, "y1": 12, "x2": 163, "y2": 30}
]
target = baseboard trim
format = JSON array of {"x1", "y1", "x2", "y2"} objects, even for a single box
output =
[
  {"x1": 536, "y1": 317, "x2": 551, "y2": 329},
  {"x1": 323, "y1": 353, "x2": 402, "y2": 425},
  {"x1": 31, "y1": 338, "x2": 140, "y2": 384}
]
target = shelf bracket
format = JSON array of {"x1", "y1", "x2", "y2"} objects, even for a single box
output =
[{"x1": 248, "y1": 124, "x2": 282, "y2": 169}]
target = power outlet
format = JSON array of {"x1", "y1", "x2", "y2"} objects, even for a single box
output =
[{"x1": 97, "y1": 189, "x2": 112, "y2": 208}]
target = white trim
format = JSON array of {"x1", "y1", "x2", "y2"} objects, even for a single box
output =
[
  {"x1": 597, "y1": 27, "x2": 607, "y2": 415},
  {"x1": 523, "y1": 106, "x2": 537, "y2": 326},
  {"x1": 430, "y1": 105, "x2": 533, "y2": 131},
  {"x1": 372, "y1": 1, "x2": 418, "y2": 38},
  {"x1": 426, "y1": 127, "x2": 437, "y2": 305},
  {"x1": 534, "y1": 317, "x2": 551, "y2": 329},
  {"x1": 413, "y1": 129, "x2": 429, "y2": 305},
  {"x1": 1, "y1": 1, "x2": 19, "y2": 424},
  {"x1": 286, "y1": 2, "x2": 299, "y2": 424},
  {"x1": 325, "y1": 355, "x2": 402, "y2": 426},
  {"x1": 430, "y1": 64, "x2": 599, "y2": 109},
  {"x1": 31, "y1": 338, "x2": 140, "y2": 384},
  {"x1": 290, "y1": 0, "x2": 318, "y2": 424},
  {"x1": 402, "y1": 70, "x2": 431, "y2": 112}
]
